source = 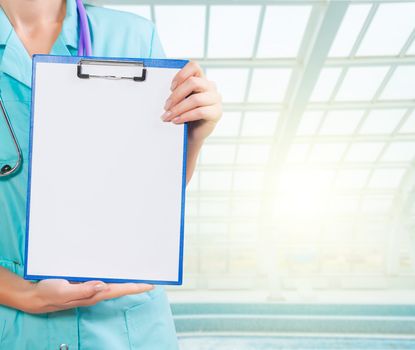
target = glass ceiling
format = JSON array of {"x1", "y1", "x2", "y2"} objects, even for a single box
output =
[{"x1": 93, "y1": 0, "x2": 415, "y2": 294}]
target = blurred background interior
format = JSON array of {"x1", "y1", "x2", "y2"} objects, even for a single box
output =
[{"x1": 90, "y1": 0, "x2": 415, "y2": 348}]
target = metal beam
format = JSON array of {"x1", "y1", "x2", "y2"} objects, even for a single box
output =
[
  {"x1": 89, "y1": 0, "x2": 406, "y2": 5},
  {"x1": 185, "y1": 213, "x2": 395, "y2": 223},
  {"x1": 89, "y1": 0, "x2": 325, "y2": 5},
  {"x1": 193, "y1": 162, "x2": 415, "y2": 170},
  {"x1": 222, "y1": 101, "x2": 415, "y2": 111},
  {"x1": 202, "y1": 134, "x2": 415, "y2": 144},
  {"x1": 294, "y1": 134, "x2": 415, "y2": 143},
  {"x1": 255, "y1": 0, "x2": 349, "y2": 298},
  {"x1": 307, "y1": 101, "x2": 415, "y2": 109},
  {"x1": 187, "y1": 188, "x2": 402, "y2": 197},
  {"x1": 260, "y1": 0, "x2": 349, "y2": 200},
  {"x1": 195, "y1": 56, "x2": 415, "y2": 68}
]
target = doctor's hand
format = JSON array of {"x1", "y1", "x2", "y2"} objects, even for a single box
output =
[
  {"x1": 161, "y1": 61, "x2": 222, "y2": 143},
  {"x1": 23, "y1": 279, "x2": 153, "y2": 314}
]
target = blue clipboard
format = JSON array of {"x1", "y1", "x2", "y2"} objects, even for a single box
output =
[{"x1": 24, "y1": 55, "x2": 188, "y2": 285}]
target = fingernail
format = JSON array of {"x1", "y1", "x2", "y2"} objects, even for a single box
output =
[
  {"x1": 164, "y1": 97, "x2": 172, "y2": 110},
  {"x1": 94, "y1": 283, "x2": 107, "y2": 291},
  {"x1": 161, "y1": 111, "x2": 172, "y2": 121},
  {"x1": 172, "y1": 117, "x2": 180, "y2": 124},
  {"x1": 170, "y1": 80, "x2": 177, "y2": 91}
]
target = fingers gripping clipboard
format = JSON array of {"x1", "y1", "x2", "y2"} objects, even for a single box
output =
[{"x1": 24, "y1": 55, "x2": 188, "y2": 285}]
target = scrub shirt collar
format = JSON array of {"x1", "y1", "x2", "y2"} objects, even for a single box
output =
[
  {"x1": 0, "y1": 0, "x2": 80, "y2": 88},
  {"x1": 60, "y1": 0, "x2": 79, "y2": 51}
]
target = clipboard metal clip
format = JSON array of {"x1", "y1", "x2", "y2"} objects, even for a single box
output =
[{"x1": 77, "y1": 59, "x2": 147, "y2": 82}]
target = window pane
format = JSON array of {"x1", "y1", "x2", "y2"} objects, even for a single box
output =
[
  {"x1": 310, "y1": 68, "x2": 342, "y2": 102},
  {"x1": 287, "y1": 143, "x2": 310, "y2": 163},
  {"x1": 296, "y1": 169, "x2": 336, "y2": 192},
  {"x1": 187, "y1": 170, "x2": 199, "y2": 192},
  {"x1": 232, "y1": 199, "x2": 260, "y2": 217},
  {"x1": 345, "y1": 143, "x2": 384, "y2": 162},
  {"x1": 275, "y1": 191, "x2": 325, "y2": 213},
  {"x1": 399, "y1": 110, "x2": 415, "y2": 134},
  {"x1": 276, "y1": 169, "x2": 335, "y2": 215},
  {"x1": 408, "y1": 39, "x2": 415, "y2": 55},
  {"x1": 248, "y1": 68, "x2": 291, "y2": 102},
  {"x1": 359, "y1": 109, "x2": 406, "y2": 134},
  {"x1": 200, "y1": 171, "x2": 232, "y2": 191},
  {"x1": 309, "y1": 143, "x2": 348, "y2": 162},
  {"x1": 381, "y1": 142, "x2": 415, "y2": 162},
  {"x1": 335, "y1": 67, "x2": 389, "y2": 101},
  {"x1": 257, "y1": 5, "x2": 311, "y2": 58},
  {"x1": 367, "y1": 169, "x2": 406, "y2": 189},
  {"x1": 211, "y1": 112, "x2": 242, "y2": 137},
  {"x1": 206, "y1": 68, "x2": 249, "y2": 102},
  {"x1": 155, "y1": 6, "x2": 205, "y2": 58},
  {"x1": 320, "y1": 110, "x2": 364, "y2": 135},
  {"x1": 230, "y1": 222, "x2": 258, "y2": 238},
  {"x1": 297, "y1": 111, "x2": 324, "y2": 135},
  {"x1": 200, "y1": 144, "x2": 237, "y2": 164},
  {"x1": 357, "y1": 3, "x2": 415, "y2": 56},
  {"x1": 324, "y1": 222, "x2": 356, "y2": 243},
  {"x1": 380, "y1": 66, "x2": 415, "y2": 100},
  {"x1": 185, "y1": 199, "x2": 198, "y2": 216},
  {"x1": 329, "y1": 196, "x2": 360, "y2": 214},
  {"x1": 103, "y1": 5, "x2": 152, "y2": 20},
  {"x1": 199, "y1": 223, "x2": 228, "y2": 235},
  {"x1": 199, "y1": 199, "x2": 230, "y2": 217},
  {"x1": 236, "y1": 145, "x2": 271, "y2": 164},
  {"x1": 328, "y1": 4, "x2": 371, "y2": 57},
  {"x1": 361, "y1": 197, "x2": 393, "y2": 213},
  {"x1": 209, "y1": 6, "x2": 260, "y2": 58},
  {"x1": 335, "y1": 169, "x2": 370, "y2": 189},
  {"x1": 249, "y1": 68, "x2": 291, "y2": 102},
  {"x1": 241, "y1": 112, "x2": 279, "y2": 137},
  {"x1": 233, "y1": 171, "x2": 264, "y2": 191}
]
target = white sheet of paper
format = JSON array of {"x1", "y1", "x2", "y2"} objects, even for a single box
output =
[{"x1": 25, "y1": 58, "x2": 186, "y2": 284}]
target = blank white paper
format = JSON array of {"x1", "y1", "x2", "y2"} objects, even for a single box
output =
[{"x1": 25, "y1": 58, "x2": 186, "y2": 284}]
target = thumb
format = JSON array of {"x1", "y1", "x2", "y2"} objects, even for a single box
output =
[{"x1": 64, "y1": 280, "x2": 108, "y2": 301}]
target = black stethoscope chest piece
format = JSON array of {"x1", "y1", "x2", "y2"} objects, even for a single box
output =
[{"x1": 0, "y1": 96, "x2": 22, "y2": 177}]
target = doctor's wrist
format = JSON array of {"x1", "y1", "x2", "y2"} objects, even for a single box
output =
[
  {"x1": 17, "y1": 282, "x2": 43, "y2": 314},
  {"x1": 0, "y1": 267, "x2": 40, "y2": 313}
]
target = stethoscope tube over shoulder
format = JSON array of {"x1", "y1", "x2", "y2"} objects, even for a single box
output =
[
  {"x1": 76, "y1": 0, "x2": 92, "y2": 57},
  {"x1": 0, "y1": 0, "x2": 91, "y2": 177},
  {"x1": 0, "y1": 97, "x2": 22, "y2": 177}
]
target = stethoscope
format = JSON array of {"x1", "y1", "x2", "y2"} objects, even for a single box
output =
[{"x1": 0, "y1": 0, "x2": 92, "y2": 177}]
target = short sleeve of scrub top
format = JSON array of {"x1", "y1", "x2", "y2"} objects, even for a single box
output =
[{"x1": 0, "y1": 1, "x2": 179, "y2": 349}]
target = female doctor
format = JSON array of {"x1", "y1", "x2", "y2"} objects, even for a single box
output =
[{"x1": 0, "y1": 0, "x2": 221, "y2": 349}]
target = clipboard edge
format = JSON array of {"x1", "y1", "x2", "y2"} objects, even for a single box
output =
[
  {"x1": 24, "y1": 274, "x2": 182, "y2": 286},
  {"x1": 32, "y1": 53, "x2": 188, "y2": 69},
  {"x1": 24, "y1": 55, "x2": 189, "y2": 286}
]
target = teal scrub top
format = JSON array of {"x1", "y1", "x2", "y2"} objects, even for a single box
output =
[{"x1": 0, "y1": 1, "x2": 179, "y2": 349}]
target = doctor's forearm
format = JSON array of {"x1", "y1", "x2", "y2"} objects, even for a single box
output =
[
  {"x1": 0, "y1": 267, "x2": 33, "y2": 312},
  {"x1": 186, "y1": 138, "x2": 204, "y2": 185}
]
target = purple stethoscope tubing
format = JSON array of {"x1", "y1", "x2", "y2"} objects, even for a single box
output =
[
  {"x1": 0, "y1": 0, "x2": 92, "y2": 177},
  {"x1": 75, "y1": 0, "x2": 92, "y2": 56}
]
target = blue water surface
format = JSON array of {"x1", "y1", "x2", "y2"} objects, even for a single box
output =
[{"x1": 179, "y1": 336, "x2": 415, "y2": 350}]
